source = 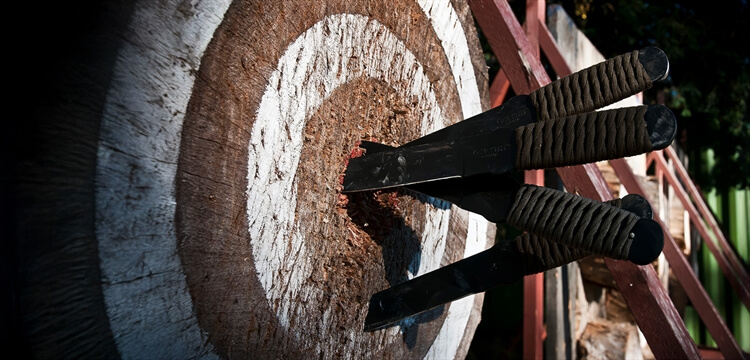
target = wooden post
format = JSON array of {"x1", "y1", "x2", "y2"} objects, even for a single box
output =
[
  {"x1": 524, "y1": 169, "x2": 545, "y2": 360},
  {"x1": 489, "y1": 69, "x2": 511, "y2": 107},
  {"x1": 522, "y1": 2, "x2": 546, "y2": 359}
]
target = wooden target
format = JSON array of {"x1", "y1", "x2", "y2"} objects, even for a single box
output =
[{"x1": 14, "y1": 0, "x2": 492, "y2": 358}]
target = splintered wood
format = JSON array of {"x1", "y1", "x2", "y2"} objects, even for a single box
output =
[{"x1": 173, "y1": 0, "x2": 491, "y2": 358}]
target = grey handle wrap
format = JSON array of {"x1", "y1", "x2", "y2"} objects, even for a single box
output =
[
  {"x1": 514, "y1": 105, "x2": 653, "y2": 170},
  {"x1": 529, "y1": 49, "x2": 652, "y2": 122},
  {"x1": 506, "y1": 185, "x2": 640, "y2": 260}
]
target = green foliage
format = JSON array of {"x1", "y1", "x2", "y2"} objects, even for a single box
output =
[{"x1": 550, "y1": 0, "x2": 750, "y2": 189}]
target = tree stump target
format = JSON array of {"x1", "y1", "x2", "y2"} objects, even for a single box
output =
[{"x1": 14, "y1": 0, "x2": 492, "y2": 358}]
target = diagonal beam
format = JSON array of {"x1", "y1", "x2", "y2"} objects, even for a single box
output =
[
  {"x1": 664, "y1": 146, "x2": 750, "y2": 288},
  {"x1": 539, "y1": 20, "x2": 572, "y2": 76},
  {"x1": 467, "y1": 0, "x2": 550, "y2": 95},
  {"x1": 650, "y1": 151, "x2": 750, "y2": 310},
  {"x1": 611, "y1": 157, "x2": 745, "y2": 360}
]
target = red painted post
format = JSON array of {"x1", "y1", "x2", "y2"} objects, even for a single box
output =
[
  {"x1": 466, "y1": 1, "x2": 703, "y2": 357},
  {"x1": 521, "y1": 2, "x2": 546, "y2": 359},
  {"x1": 489, "y1": 69, "x2": 511, "y2": 107},
  {"x1": 523, "y1": 169, "x2": 545, "y2": 360},
  {"x1": 523, "y1": 273, "x2": 544, "y2": 360}
]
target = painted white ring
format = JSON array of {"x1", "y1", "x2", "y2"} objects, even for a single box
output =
[
  {"x1": 96, "y1": 0, "x2": 231, "y2": 358},
  {"x1": 95, "y1": 1, "x2": 488, "y2": 358},
  {"x1": 248, "y1": 13, "x2": 452, "y2": 332},
  {"x1": 416, "y1": 0, "x2": 482, "y2": 120},
  {"x1": 414, "y1": 2, "x2": 489, "y2": 356}
]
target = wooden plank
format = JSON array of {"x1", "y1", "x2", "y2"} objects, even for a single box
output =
[
  {"x1": 544, "y1": 266, "x2": 568, "y2": 360},
  {"x1": 611, "y1": 158, "x2": 745, "y2": 360},
  {"x1": 665, "y1": 146, "x2": 750, "y2": 287},
  {"x1": 523, "y1": 169, "x2": 545, "y2": 360},
  {"x1": 489, "y1": 69, "x2": 511, "y2": 107},
  {"x1": 649, "y1": 151, "x2": 750, "y2": 310},
  {"x1": 467, "y1": 1, "x2": 702, "y2": 357},
  {"x1": 467, "y1": 0, "x2": 550, "y2": 95}
]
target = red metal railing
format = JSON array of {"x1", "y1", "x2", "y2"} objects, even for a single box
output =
[{"x1": 466, "y1": 0, "x2": 748, "y2": 358}]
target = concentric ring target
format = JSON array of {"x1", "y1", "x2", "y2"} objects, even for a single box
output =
[{"x1": 14, "y1": 0, "x2": 492, "y2": 358}]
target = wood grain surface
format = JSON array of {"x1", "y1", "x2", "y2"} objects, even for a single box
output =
[{"x1": 13, "y1": 0, "x2": 493, "y2": 358}]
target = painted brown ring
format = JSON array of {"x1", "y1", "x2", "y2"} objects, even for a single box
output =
[{"x1": 12, "y1": 0, "x2": 493, "y2": 358}]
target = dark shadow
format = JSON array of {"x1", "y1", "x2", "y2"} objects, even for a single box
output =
[
  {"x1": 466, "y1": 223, "x2": 525, "y2": 360},
  {"x1": 346, "y1": 189, "x2": 446, "y2": 348},
  {"x1": 397, "y1": 305, "x2": 445, "y2": 347},
  {"x1": 406, "y1": 189, "x2": 453, "y2": 211},
  {"x1": 7, "y1": 0, "x2": 135, "y2": 357}
]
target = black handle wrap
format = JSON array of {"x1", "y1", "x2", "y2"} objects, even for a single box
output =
[
  {"x1": 513, "y1": 197, "x2": 626, "y2": 275},
  {"x1": 529, "y1": 49, "x2": 652, "y2": 122},
  {"x1": 515, "y1": 105, "x2": 652, "y2": 170},
  {"x1": 513, "y1": 233, "x2": 590, "y2": 275},
  {"x1": 506, "y1": 185, "x2": 640, "y2": 260}
]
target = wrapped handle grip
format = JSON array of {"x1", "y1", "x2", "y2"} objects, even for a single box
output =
[
  {"x1": 529, "y1": 47, "x2": 668, "y2": 122},
  {"x1": 506, "y1": 185, "x2": 663, "y2": 265},
  {"x1": 514, "y1": 104, "x2": 676, "y2": 170},
  {"x1": 513, "y1": 196, "x2": 636, "y2": 274},
  {"x1": 513, "y1": 193, "x2": 662, "y2": 274},
  {"x1": 514, "y1": 232, "x2": 590, "y2": 275}
]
